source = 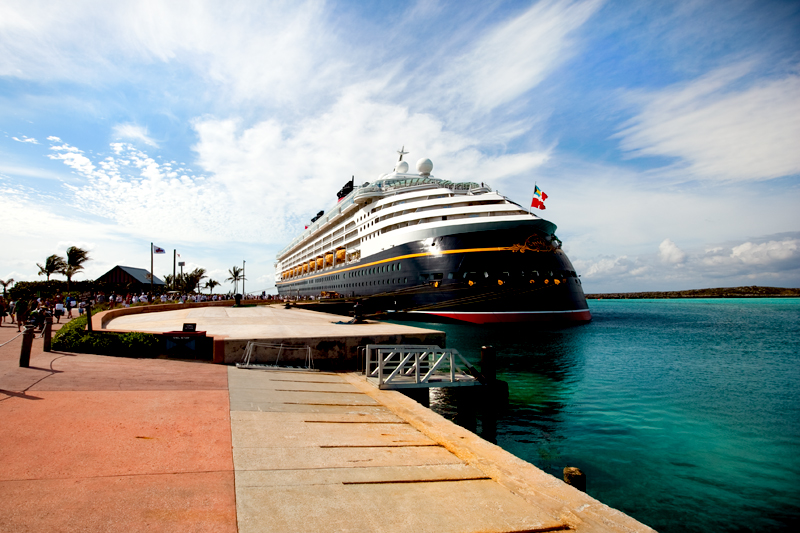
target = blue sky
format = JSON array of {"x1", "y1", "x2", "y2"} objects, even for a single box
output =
[{"x1": 2, "y1": 0, "x2": 799, "y2": 294}]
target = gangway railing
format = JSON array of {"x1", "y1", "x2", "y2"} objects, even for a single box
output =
[
  {"x1": 236, "y1": 342, "x2": 317, "y2": 371},
  {"x1": 365, "y1": 345, "x2": 480, "y2": 389}
]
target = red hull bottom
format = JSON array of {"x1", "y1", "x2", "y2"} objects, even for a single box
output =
[{"x1": 410, "y1": 309, "x2": 592, "y2": 324}]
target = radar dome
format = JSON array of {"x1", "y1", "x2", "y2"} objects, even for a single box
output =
[
  {"x1": 416, "y1": 158, "x2": 433, "y2": 176},
  {"x1": 395, "y1": 161, "x2": 409, "y2": 173}
]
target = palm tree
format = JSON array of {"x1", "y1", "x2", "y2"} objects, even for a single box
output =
[
  {"x1": 163, "y1": 274, "x2": 176, "y2": 291},
  {"x1": 204, "y1": 279, "x2": 220, "y2": 295},
  {"x1": 226, "y1": 266, "x2": 244, "y2": 294},
  {"x1": 183, "y1": 268, "x2": 208, "y2": 293},
  {"x1": 37, "y1": 254, "x2": 66, "y2": 280},
  {"x1": 62, "y1": 246, "x2": 91, "y2": 290},
  {"x1": 0, "y1": 278, "x2": 14, "y2": 298}
]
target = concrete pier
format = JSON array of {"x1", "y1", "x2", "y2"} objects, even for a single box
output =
[
  {"x1": 100, "y1": 304, "x2": 444, "y2": 368},
  {"x1": 0, "y1": 317, "x2": 655, "y2": 532}
]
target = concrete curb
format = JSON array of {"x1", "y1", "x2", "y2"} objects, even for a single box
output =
[{"x1": 342, "y1": 373, "x2": 656, "y2": 533}]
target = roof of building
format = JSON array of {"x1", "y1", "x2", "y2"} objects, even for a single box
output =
[{"x1": 97, "y1": 265, "x2": 165, "y2": 285}]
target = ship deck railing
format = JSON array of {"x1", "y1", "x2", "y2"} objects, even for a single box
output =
[{"x1": 364, "y1": 344, "x2": 480, "y2": 390}]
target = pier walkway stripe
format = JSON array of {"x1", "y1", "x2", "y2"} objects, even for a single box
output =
[{"x1": 230, "y1": 368, "x2": 564, "y2": 533}]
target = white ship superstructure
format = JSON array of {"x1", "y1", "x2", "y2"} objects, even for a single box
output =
[{"x1": 276, "y1": 149, "x2": 590, "y2": 324}]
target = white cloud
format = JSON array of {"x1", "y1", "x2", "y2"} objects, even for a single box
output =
[
  {"x1": 0, "y1": 0, "x2": 347, "y2": 108},
  {"x1": 112, "y1": 123, "x2": 158, "y2": 147},
  {"x1": 12, "y1": 135, "x2": 38, "y2": 144},
  {"x1": 433, "y1": 0, "x2": 602, "y2": 114},
  {"x1": 731, "y1": 239, "x2": 797, "y2": 265},
  {"x1": 617, "y1": 63, "x2": 800, "y2": 181},
  {"x1": 659, "y1": 238, "x2": 686, "y2": 264}
]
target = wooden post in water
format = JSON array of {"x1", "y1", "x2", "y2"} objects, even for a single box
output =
[
  {"x1": 480, "y1": 345, "x2": 509, "y2": 406},
  {"x1": 563, "y1": 467, "x2": 586, "y2": 492},
  {"x1": 480, "y1": 345, "x2": 496, "y2": 381}
]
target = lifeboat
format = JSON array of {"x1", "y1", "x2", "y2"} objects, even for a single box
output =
[
  {"x1": 325, "y1": 253, "x2": 334, "y2": 266},
  {"x1": 336, "y1": 249, "x2": 346, "y2": 262},
  {"x1": 303, "y1": 264, "x2": 308, "y2": 273},
  {"x1": 308, "y1": 260, "x2": 315, "y2": 271},
  {"x1": 316, "y1": 257, "x2": 324, "y2": 269}
]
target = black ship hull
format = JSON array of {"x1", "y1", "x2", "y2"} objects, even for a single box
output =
[{"x1": 277, "y1": 220, "x2": 591, "y2": 324}]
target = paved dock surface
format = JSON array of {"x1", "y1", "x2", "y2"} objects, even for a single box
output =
[
  {"x1": 103, "y1": 305, "x2": 437, "y2": 340},
  {"x1": 101, "y1": 305, "x2": 445, "y2": 366},
  {"x1": 0, "y1": 320, "x2": 654, "y2": 532}
]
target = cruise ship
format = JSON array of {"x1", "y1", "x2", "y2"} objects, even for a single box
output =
[{"x1": 275, "y1": 149, "x2": 591, "y2": 324}]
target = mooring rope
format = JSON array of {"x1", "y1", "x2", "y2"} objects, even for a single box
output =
[{"x1": 0, "y1": 331, "x2": 24, "y2": 348}]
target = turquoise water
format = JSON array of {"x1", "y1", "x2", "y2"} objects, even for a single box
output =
[{"x1": 396, "y1": 299, "x2": 800, "y2": 532}]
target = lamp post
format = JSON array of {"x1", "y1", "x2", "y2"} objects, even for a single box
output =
[{"x1": 242, "y1": 260, "x2": 246, "y2": 297}]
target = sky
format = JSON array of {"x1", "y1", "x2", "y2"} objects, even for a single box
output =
[{"x1": 1, "y1": 0, "x2": 799, "y2": 294}]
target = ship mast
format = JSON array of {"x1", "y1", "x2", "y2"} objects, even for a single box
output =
[{"x1": 397, "y1": 146, "x2": 408, "y2": 162}]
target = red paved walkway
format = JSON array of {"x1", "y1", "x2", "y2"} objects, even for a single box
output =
[{"x1": 0, "y1": 320, "x2": 237, "y2": 532}]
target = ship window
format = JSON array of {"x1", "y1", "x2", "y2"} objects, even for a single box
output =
[
  {"x1": 397, "y1": 263, "x2": 401, "y2": 270},
  {"x1": 484, "y1": 272, "x2": 489, "y2": 278},
  {"x1": 447, "y1": 273, "x2": 455, "y2": 279},
  {"x1": 404, "y1": 277, "x2": 407, "y2": 283},
  {"x1": 432, "y1": 273, "x2": 443, "y2": 280}
]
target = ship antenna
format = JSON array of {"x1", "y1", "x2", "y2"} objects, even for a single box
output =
[{"x1": 397, "y1": 146, "x2": 408, "y2": 162}]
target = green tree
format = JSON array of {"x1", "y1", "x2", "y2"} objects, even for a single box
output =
[
  {"x1": 0, "y1": 278, "x2": 14, "y2": 298},
  {"x1": 226, "y1": 266, "x2": 244, "y2": 294},
  {"x1": 62, "y1": 246, "x2": 91, "y2": 290},
  {"x1": 163, "y1": 274, "x2": 176, "y2": 291},
  {"x1": 37, "y1": 254, "x2": 66, "y2": 280},
  {"x1": 182, "y1": 268, "x2": 207, "y2": 293},
  {"x1": 204, "y1": 279, "x2": 220, "y2": 294}
]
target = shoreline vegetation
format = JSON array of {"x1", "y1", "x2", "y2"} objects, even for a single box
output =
[{"x1": 586, "y1": 286, "x2": 800, "y2": 299}]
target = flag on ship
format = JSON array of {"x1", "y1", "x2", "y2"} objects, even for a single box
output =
[
  {"x1": 153, "y1": 245, "x2": 166, "y2": 254},
  {"x1": 531, "y1": 185, "x2": 547, "y2": 210}
]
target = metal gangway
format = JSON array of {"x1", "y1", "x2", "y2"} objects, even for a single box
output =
[
  {"x1": 236, "y1": 342, "x2": 318, "y2": 372},
  {"x1": 365, "y1": 345, "x2": 481, "y2": 390}
]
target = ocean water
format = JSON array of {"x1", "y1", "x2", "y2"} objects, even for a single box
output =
[{"x1": 395, "y1": 299, "x2": 800, "y2": 532}]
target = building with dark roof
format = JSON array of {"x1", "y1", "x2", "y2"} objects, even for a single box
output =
[{"x1": 95, "y1": 266, "x2": 166, "y2": 291}]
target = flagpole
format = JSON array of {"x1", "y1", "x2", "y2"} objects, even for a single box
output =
[
  {"x1": 173, "y1": 249, "x2": 176, "y2": 289},
  {"x1": 150, "y1": 243, "x2": 154, "y2": 295}
]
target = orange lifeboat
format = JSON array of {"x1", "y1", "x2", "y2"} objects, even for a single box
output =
[
  {"x1": 303, "y1": 264, "x2": 309, "y2": 274},
  {"x1": 336, "y1": 249, "x2": 346, "y2": 262},
  {"x1": 325, "y1": 253, "x2": 334, "y2": 266},
  {"x1": 308, "y1": 260, "x2": 315, "y2": 271},
  {"x1": 316, "y1": 257, "x2": 324, "y2": 269}
]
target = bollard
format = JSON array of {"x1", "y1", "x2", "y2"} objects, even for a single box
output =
[
  {"x1": 19, "y1": 326, "x2": 35, "y2": 367},
  {"x1": 86, "y1": 304, "x2": 93, "y2": 331},
  {"x1": 43, "y1": 316, "x2": 53, "y2": 352},
  {"x1": 563, "y1": 467, "x2": 586, "y2": 492}
]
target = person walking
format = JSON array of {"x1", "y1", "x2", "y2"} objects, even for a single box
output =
[{"x1": 15, "y1": 299, "x2": 30, "y2": 332}]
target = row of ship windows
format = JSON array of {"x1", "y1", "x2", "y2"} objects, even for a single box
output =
[{"x1": 285, "y1": 268, "x2": 579, "y2": 287}]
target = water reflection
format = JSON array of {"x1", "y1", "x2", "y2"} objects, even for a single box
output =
[{"x1": 403, "y1": 321, "x2": 591, "y2": 450}]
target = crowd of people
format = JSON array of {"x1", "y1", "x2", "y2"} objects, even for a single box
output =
[{"x1": 0, "y1": 290, "x2": 280, "y2": 332}]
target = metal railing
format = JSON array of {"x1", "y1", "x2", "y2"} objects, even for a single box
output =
[{"x1": 365, "y1": 344, "x2": 479, "y2": 389}]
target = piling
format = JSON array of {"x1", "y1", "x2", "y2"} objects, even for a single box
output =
[
  {"x1": 43, "y1": 316, "x2": 52, "y2": 352},
  {"x1": 86, "y1": 304, "x2": 93, "y2": 331},
  {"x1": 19, "y1": 326, "x2": 34, "y2": 367},
  {"x1": 564, "y1": 467, "x2": 586, "y2": 492},
  {"x1": 479, "y1": 345, "x2": 509, "y2": 407},
  {"x1": 480, "y1": 345, "x2": 496, "y2": 381}
]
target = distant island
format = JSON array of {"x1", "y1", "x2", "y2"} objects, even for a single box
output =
[{"x1": 586, "y1": 286, "x2": 800, "y2": 299}]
